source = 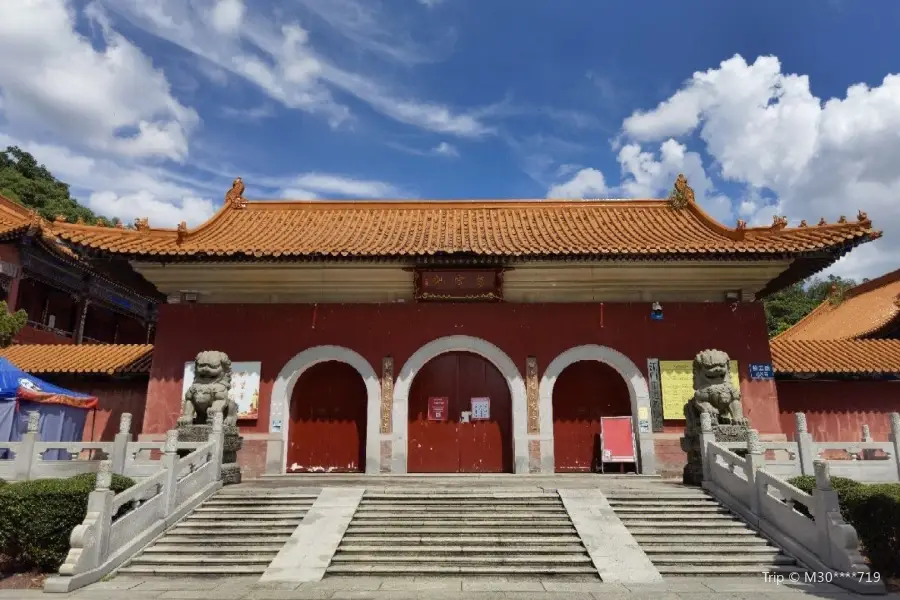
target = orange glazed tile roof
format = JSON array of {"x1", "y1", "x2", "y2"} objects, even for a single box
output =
[
  {"x1": 0, "y1": 194, "x2": 78, "y2": 259},
  {"x1": 51, "y1": 196, "x2": 878, "y2": 260},
  {"x1": 774, "y1": 269, "x2": 900, "y2": 342},
  {"x1": 771, "y1": 339, "x2": 900, "y2": 375},
  {"x1": 0, "y1": 344, "x2": 153, "y2": 375}
]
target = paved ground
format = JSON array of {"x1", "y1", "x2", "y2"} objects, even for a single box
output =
[{"x1": 2, "y1": 576, "x2": 897, "y2": 600}]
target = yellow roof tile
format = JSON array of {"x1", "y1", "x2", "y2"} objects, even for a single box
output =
[
  {"x1": 771, "y1": 339, "x2": 900, "y2": 375},
  {"x1": 0, "y1": 344, "x2": 153, "y2": 375}
]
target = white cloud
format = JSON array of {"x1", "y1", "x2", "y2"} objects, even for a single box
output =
[
  {"x1": 210, "y1": 0, "x2": 245, "y2": 35},
  {"x1": 418, "y1": 0, "x2": 447, "y2": 7},
  {"x1": 620, "y1": 53, "x2": 900, "y2": 280},
  {"x1": 547, "y1": 168, "x2": 608, "y2": 199},
  {"x1": 263, "y1": 173, "x2": 404, "y2": 199},
  {"x1": 0, "y1": 0, "x2": 198, "y2": 161},
  {"x1": 0, "y1": 132, "x2": 217, "y2": 227},
  {"x1": 100, "y1": 0, "x2": 490, "y2": 137},
  {"x1": 433, "y1": 142, "x2": 458, "y2": 157},
  {"x1": 221, "y1": 104, "x2": 275, "y2": 121}
]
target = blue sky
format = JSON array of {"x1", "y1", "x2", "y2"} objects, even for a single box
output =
[{"x1": 1, "y1": 0, "x2": 899, "y2": 279}]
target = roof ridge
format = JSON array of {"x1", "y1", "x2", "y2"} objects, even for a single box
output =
[{"x1": 844, "y1": 267, "x2": 900, "y2": 300}]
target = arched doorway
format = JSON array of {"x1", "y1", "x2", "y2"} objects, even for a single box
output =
[
  {"x1": 407, "y1": 351, "x2": 513, "y2": 473},
  {"x1": 552, "y1": 360, "x2": 632, "y2": 472},
  {"x1": 287, "y1": 361, "x2": 368, "y2": 472}
]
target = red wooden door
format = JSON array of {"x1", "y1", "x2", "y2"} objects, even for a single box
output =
[
  {"x1": 287, "y1": 361, "x2": 367, "y2": 473},
  {"x1": 408, "y1": 352, "x2": 512, "y2": 473},
  {"x1": 552, "y1": 360, "x2": 631, "y2": 472}
]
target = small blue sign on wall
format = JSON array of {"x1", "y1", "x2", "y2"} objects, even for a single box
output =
[{"x1": 749, "y1": 363, "x2": 774, "y2": 380}]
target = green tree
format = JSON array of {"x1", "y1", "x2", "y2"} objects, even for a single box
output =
[
  {"x1": 0, "y1": 146, "x2": 114, "y2": 225},
  {"x1": 0, "y1": 301, "x2": 27, "y2": 348},
  {"x1": 763, "y1": 274, "x2": 857, "y2": 338}
]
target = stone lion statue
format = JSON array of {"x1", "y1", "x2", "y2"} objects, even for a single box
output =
[
  {"x1": 177, "y1": 351, "x2": 239, "y2": 427},
  {"x1": 684, "y1": 349, "x2": 747, "y2": 435}
]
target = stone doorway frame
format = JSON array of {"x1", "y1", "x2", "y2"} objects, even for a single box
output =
[
  {"x1": 539, "y1": 344, "x2": 656, "y2": 474},
  {"x1": 391, "y1": 335, "x2": 528, "y2": 474},
  {"x1": 270, "y1": 345, "x2": 381, "y2": 474}
]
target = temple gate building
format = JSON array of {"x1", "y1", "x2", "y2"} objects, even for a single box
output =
[{"x1": 48, "y1": 176, "x2": 879, "y2": 477}]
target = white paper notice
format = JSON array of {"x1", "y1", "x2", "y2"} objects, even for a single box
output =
[{"x1": 471, "y1": 397, "x2": 490, "y2": 420}]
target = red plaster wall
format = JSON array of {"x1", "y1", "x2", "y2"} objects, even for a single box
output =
[
  {"x1": 144, "y1": 302, "x2": 779, "y2": 438},
  {"x1": 40, "y1": 376, "x2": 149, "y2": 441},
  {"x1": 776, "y1": 379, "x2": 900, "y2": 442},
  {"x1": 14, "y1": 324, "x2": 74, "y2": 344}
]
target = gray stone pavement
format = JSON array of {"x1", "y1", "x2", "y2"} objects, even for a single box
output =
[{"x1": 1, "y1": 577, "x2": 897, "y2": 600}]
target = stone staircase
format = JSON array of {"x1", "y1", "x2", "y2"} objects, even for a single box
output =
[
  {"x1": 326, "y1": 490, "x2": 599, "y2": 578},
  {"x1": 606, "y1": 486, "x2": 807, "y2": 576},
  {"x1": 118, "y1": 488, "x2": 318, "y2": 576}
]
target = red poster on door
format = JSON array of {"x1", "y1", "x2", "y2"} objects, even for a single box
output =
[
  {"x1": 428, "y1": 397, "x2": 448, "y2": 421},
  {"x1": 600, "y1": 416, "x2": 636, "y2": 462}
]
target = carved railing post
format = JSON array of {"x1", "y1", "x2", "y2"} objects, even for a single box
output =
[
  {"x1": 746, "y1": 429, "x2": 765, "y2": 515},
  {"x1": 110, "y1": 413, "x2": 132, "y2": 475},
  {"x1": 700, "y1": 412, "x2": 715, "y2": 481},
  {"x1": 890, "y1": 412, "x2": 900, "y2": 481},
  {"x1": 160, "y1": 430, "x2": 179, "y2": 517},
  {"x1": 210, "y1": 412, "x2": 225, "y2": 481},
  {"x1": 15, "y1": 411, "x2": 40, "y2": 481},
  {"x1": 794, "y1": 412, "x2": 816, "y2": 476},
  {"x1": 57, "y1": 461, "x2": 114, "y2": 577},
  {"x1": 811, "y1": 460, "x2": 869, "y2": 574}
]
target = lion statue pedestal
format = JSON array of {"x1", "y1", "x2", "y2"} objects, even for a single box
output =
[
  {"x1": 176, "y1": 350, "x2": 244, "y2": 485},
  {"x1": 680, "y1": 349, "x2": 751, "y2": 486}
]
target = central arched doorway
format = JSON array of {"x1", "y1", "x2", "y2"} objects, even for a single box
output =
[
  {"x1": 407, "y1": 351, "x2": 512, "y2": 473},
  {"x1": 287, "y1": 361, "x2": 368, "y2": 472},
  {"x1": 552, "y1": 360, "x2": 631, "y2": 472}
]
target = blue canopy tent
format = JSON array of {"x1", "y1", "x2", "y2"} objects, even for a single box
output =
[{"x1": 0, "y1": 357, "x2": 97, "y2": 460}]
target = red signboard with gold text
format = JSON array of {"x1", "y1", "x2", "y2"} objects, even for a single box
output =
[
  {"x1": 428, "y1": 397, "x2": 449, "y2": 421},
  {"x1": 414, "y1": 269, "x2": 503, "y2": 302}
]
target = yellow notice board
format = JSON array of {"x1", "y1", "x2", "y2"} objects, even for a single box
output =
[{"x1": 660, "y1": 360, "x2": 740, "y2": 420}]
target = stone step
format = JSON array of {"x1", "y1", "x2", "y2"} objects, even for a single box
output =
[
  {"x1": 324, "y1": 564, "x2": 599, "y2": 576},
  {"x1": 166, "y1": 528, "x2": 297, "y2": 536},
  {"x1": 117, "y1": 565, "x2": 266, "y2": 576},
  {"x1": 629, "y1": 530, "x2": 759, "y2": 538},
  {"x1": 196, "y1": 505, "x2": 313, "y2": 513},
  {"x1": 144, "y1": 544, "x2": 286, "y2": 554},
  {"x1": 363, "y1": 494, "x2": 561, "y2": 500},
  {"x1": 605, "y1": 493, "x2": 710, "y2": 500},
  {"x1": 340, "y1": 535, "x2": 584, "y2": 545},
  {"x1": 642, "y1": 545, "x2": 779, "y2": 554},
  {"x1": 361, "y1": 500, "x2": 562, "y2": 506},
  {"x1": 157, "y1": 535, "x2": 293, "y2": 544},
  {"x1": 129, "y1": 555, "x2": 273, "y2": 566},
  {"x1": 612, "y1": 505, "x2": 728, "y2": 513},
  {"x1": 651, "y1": 555, "x2": 796, "y2": 566},
  {"x1": 617, "y1": 512, "x2": 735, "y2": 520},
  {"x1": 353, "y1": 509, "x2": 568, "y2": 517},
  {"x1": 215, "y1": 492, "x2": 319, "y2": 498},
  {"x1": 202, "y1": 500, "x2": 316, "y2": 507},
  {"x1": 659, "y1": 565, "x2": 807, "y2": 576},
  {"x1": 349, "y1": 519, "x2": 574, "y2": 527},
  {"x1": 175, "y1": 520, "x2": 301, "y2": 529},
  {"x1": 607, "y1": 497, "x2": 718, "y2": 504},
  {"x1": 335, "y1": 545, "x2": 589, "y2": 554},
  {"x1": 619, "y1": 520, "x2": 747, "y2": 528},
  {"x1": 331, "y1": 555, "x2": 592, "y2": 565},
  {"x1": 344, "y1": 526, "x2": 576, "y2": 535},
  {"x1": 187, "y1": 512, "x2": 308, "y2": 521}
]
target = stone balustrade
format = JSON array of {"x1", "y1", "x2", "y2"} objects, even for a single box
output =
[
  {"x1": 43, "y1": 413, "x2": 227, "y2": 594},
  {"x1": 699, "y1": 412, "x2": 890, "y2": 595}
]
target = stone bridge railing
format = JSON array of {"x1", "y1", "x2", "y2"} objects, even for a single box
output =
[
  {"x1": 43, "y1": 414, "x2": 227, "y2": 594},
  {"x1": 721, "y1": 412, "x2": 900, "y2": 483},
  {"x1": 699, "y1": 413, "x2": 890, "y2": 595},
  {"x1": 0, "y1": 412, "x2": 203, "y2": 482}
]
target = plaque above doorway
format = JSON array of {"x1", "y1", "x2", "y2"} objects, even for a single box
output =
[{"x1": 414, "y1": 269, "x2": 503, "y2": 302}]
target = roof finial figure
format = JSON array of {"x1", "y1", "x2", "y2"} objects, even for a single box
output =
[
  {"x1": 736, "y1": 219, "x2": 747, "y2": 230},
  {"x1": 838, "y1": 215, "x2": 848, "y2": 224},
  {"x1": 818, "y1": 217, "x2": 828, "y2": 226},
  {"x1": 771, "y1": 215, "x2": 788, "y2": 230},
  {"x1": 134, "y1": 217, "x2": 150, "y2": 232},
  {"x1": 225, "y1": 177, "x2": 248, "y2": 209},
  {"x1": 177, "y1": 221, "x2": 188, "y2": 243},
  {"x1": 799, "y1": 220, "x2": 808, "y2": 227},
  {"x1": 668, "y1": 174, "x2": 694, "y2": 210},
  {"x1": 857, "y1": 210, "x2": 868, "y2": 222}
]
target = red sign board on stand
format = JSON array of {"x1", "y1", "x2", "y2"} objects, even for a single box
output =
[
  {"x1": 600, "y1": 416, "x2": 636, "y2": 464},
  {"x1": 428, "y1": 397, "x2": 448, "y2": 421}
]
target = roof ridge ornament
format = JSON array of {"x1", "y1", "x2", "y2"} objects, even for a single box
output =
[
  {"x1": 134, "y1": 217, "x2": 150, "y2": 232},
  {"x1": 667, "y1": 174, "x2": 694, "y2": 210},
  {"x1": 736, "y1": 219, "x2": 747, "y2": 230},
  {"x1": 771, "y1": 215, "x2": 788, "y2": 230},
  {"x1": 857, "y1": 210, "x2": 868, "y2": 223},
  {"x1": 818, "y1": 217, "x2": 828, "y2": 226},
  {"x1": 225, "y1": 177, "x2": 248, "y2": 209},
  {"x1": 177, "y1": 221, "x2": 188, "y2": 243}
]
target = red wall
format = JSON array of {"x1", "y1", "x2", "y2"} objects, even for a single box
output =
[
  {"x1": 14, "y1": 324, "x2": 74, "y2": 344},
  {"x1": 51, "y1": 377, "x2": 148, "y2": 441},
  {"x1": 777, "y1": 379, "x2": 899, "y2": 442},
  {"x1": 144, "y1": 302, "x2": 779, "y2": 437}
]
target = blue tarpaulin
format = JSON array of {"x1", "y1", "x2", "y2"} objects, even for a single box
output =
[{"x1": 0, "y1": 357, "x2": 96, "y2": 459}]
